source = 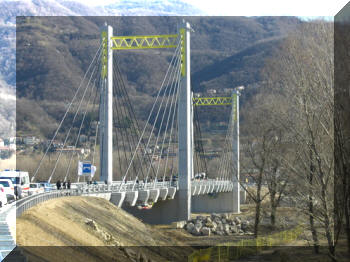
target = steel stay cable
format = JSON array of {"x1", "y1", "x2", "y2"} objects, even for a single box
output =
[
  {"x1": 158, "y1": 48, "x2": 181, "y2": 184},
  {"x1": 91, "y1": 83, "x2": 101, "y2": 169},
  {"x1": 152, "y1": 52, "x2": 182, "y2": 186},
  {"x1": 221, "y1": 113, "x2": 235, "y2": 181},
  {"x1": 114, "y1": 60, "x2": 157, "y2": 179},
  {"x1": 112, "y1": 60, "x2": 147, "y2": 181},
  {"x1": 162, "y1": 77, "x2": 180, "y2": 183},
  {"x1": 82, "y1": 75, "x2": 101, "y2": 178},
  {"x1": 193, "y1": 109, "x2": 202, "y2": 176},
  {"x1": 130, "y1": 46, "x2": 182, "y2": 190},
  {"x1": 157, "y1": 59, "x2": 181, "y2": 183},
  {"x1": 166, "y1": 100, "x2": 178, "y2": 181},
  {"x1": 112, "y1": 72, "x2": 142, "y2": 181},
  {"x1": 218, "y1": 117, "x2": 232, "y2": 180},
  {"x1": 113, "y1": 62, "x2": 150, "y2": 181},
  {"x1": 48, "y1": 54, "x2": 102, "y2": 183},
  {"x1": 226, "y1": 114, "x2": 236, "y2": 181},
  {"x1": 120, "y1": 41, "x2": 181, "y2": 182},
  {"x1": 64, "y1": 78, "x2": 99, "y2": 183},
  {"x1": 32, "y1": 43, "x2": 103, "y2": 182},
  {"x1": 111, "y1": 82, "x2": 125, "y2": 180},
  {"x1": 120, "y1": 41, "x2": 181, "y2": 191},
  {"x1": 112, "y1": 70, "x2": 132, "y2": 178},
  {"x1": 194, "y1": 106, "x2": 209, "y2": 176},
  {"x1": 140, "y1": 45, "x2": 182, "y2": 187},
  {"x1": 218, "y1": 101, "x2": 235, "y2": 181},
  {"x1": 144, "y1": 49, "x2": 182, "y2": 181},
  {"x1": 220, "y1": 128, "x2": 232, "y2": 181}
]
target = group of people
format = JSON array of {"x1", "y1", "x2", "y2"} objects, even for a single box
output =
[
  {"x1": 56, "y1": 180, "x2": 71, "y2": 190},
  {"x1": 86, "y1": 180, "x2": 98, "y2": 185}
]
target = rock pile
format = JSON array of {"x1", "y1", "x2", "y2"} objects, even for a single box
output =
[
  {"x1": 184, "y1": 213, "x2": 252, "y2": 236},
  {"x1": 85, "y1": 218, "x2": 120, "y2": 245}
]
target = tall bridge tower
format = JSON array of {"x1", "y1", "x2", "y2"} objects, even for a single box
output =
[
  {"x1": 99, "y1": 24, "x2": 114, "y2": 184},
  {"x1": 178, "y1": 21, "x2": 193, "y2": 221},
  {"x1": 99, "y1": 21, "x2": 194, "y2": 221}
]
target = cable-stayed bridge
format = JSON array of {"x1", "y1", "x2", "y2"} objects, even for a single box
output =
[{"x1": 16, "y1": 20, "x2": 243, "y2": 225}]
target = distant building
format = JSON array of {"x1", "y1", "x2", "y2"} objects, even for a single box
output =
[
  {"x1": 223, "y1": 88, "x2": 234, "y2": 94},
  {"x1": 79, "y1": 135, "x2": 88, "y2": 143},
  {"x1": 23, "y1": 136, "x2": 40, "y2": 145},
  {"x1": 9, "y1": 137, "x2": 16, "y2": 144},
  {"x1": 207, "y1": 89, "x2": 217, "y2": 95},
  {"x1": 0, "y1": 139, "x2": 4, "y2": 147}
]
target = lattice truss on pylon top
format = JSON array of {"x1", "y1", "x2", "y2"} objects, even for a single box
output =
[
  {"x1": 193, "y1": 97, "x2": 233, "y2": 106},
  {"x1": 193, "y1": 95, "x2": 237, "y2": 121},
  {"x1": 111, "y1": 35, "x2": 179, "y2": 50},
  {"x1": 193, "y1": 93, "x2": 238, "y2": 181}
]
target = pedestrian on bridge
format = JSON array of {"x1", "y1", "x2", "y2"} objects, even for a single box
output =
[
  {"x1": 56, "y1": 180, "x2": 61, "y2": 190},
  {"x1": 62, "y1": 181, "x2": 66, "y2": 189},
  {"x1": 67, "y1": 180, "x2": 71, "y2": 189}
]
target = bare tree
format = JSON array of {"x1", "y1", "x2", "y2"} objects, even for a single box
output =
[
  {"x1": 334, "y1": 20, "x2": 350, "y2": 254},
  {"x1": 262, "y1": 21, "x2": 336, "y2": 260},
  {"x1": 240, "y1": 93, "x2": 290, "y2": 236}
]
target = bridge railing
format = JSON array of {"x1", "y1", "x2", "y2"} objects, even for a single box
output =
[
  {"x1": 16, "y1": 189, "x2": 81, "y2": 217},
  {"x1": 15, "y1": 179, "x2": 182, "y2": 217}
]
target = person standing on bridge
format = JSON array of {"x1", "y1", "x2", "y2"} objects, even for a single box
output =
[
  {"x1": 62, "y1": 181, "x2": 66, "y2": 189},
  {"x1": 67, "y1": 180, "x2": 71, "y2": 189},
  {"x1": 56, "y1": 180, "x2": 61, "y2": 190}
]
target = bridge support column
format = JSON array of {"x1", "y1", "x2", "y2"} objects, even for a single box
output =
[
  {"x1": 100, "y1": 24, "x2": 113, "y2": 184},
  {"x1": 178, "y1": 20, "x2": 193, "y2": 221},
  {"x1": 232, "y1": 89, "x2": 240, "y2": 213}
]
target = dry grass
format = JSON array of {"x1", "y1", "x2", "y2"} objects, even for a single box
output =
[{"x1": 17, "y1": 196, "x2": 193, "y2": 262}]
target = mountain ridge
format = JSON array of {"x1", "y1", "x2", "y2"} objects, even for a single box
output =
[{"x1": 15, "y1": 16, "x2": 301, "y2": 138}]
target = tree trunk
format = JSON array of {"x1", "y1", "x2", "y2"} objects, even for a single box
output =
[
  {"x1": 270, "y1": 204, "x2": 276, "y2": 227},
  {"x1": 346, "y1": 191, "x2": 350, "y2": 254},
  {"x1": 308, "y1": 197, "x2": 319, "y2": 254},
  {"x1": 269, "y1": 186, "x2": 277, "y2": 228},
  {"x1": 322, "y1": 184, "x2": 336, "y2": 261},
  {"x1": 309, "y1": 149, "x2": 319, "y2": 254},
  {"x1": 254, "y1": 200, "x2": 261, "y2": 238}
]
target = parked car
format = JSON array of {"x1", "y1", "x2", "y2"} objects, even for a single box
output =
[
  {"x1": 0, "y1": 185, "x2": 7, "y2": 207},
  {"x1": 0, "y1": 179, "x2": 15, "y2": 201},
  {"x1": 0, "y1": 170, "x2": 30, "y2": 199},
  {"x1": 39, "y1": 182, "x2": 53, "y2": 192},
  {"x1": 28, "y1": 183, "x2": 45, "y2": 195}
]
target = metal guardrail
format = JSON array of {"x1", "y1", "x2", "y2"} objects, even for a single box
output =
[
  {"x1": 15, "y1": 180, "x2": 233, "y2": 217},
  {"x1": 16, "y1": 190, "x2": 81, "y2": 217}
]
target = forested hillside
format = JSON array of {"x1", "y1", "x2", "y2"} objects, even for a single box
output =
[{"x1": 16, "y1": 16, "x2": 301, "y2": 138}]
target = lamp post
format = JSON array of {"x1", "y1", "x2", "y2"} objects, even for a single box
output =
[{"x1": 233, "y1": 85, "x2": 244, "y2": 213}]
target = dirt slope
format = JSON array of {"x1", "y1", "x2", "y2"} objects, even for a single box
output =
[{"x1": 16, "y1": 196, "x2": 193, "y2": 262}]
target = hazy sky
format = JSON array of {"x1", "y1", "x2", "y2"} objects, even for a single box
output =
[{"x1": 76, "y1": 0, "x2": 348, "y2": 17}]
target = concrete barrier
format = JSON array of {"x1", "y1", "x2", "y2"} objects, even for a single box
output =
[
  {"x1": 192, "y1": 191, "x2": 239, "y2": 213},
  {"x1": 159, "y1": 188, "x2": 168, "y2": 200},
  {"x1": 110, "y1": 192, "x2": 126, "y2": 207},
  {"x1": 191, "y1": 186, "x2": 197, "y2": 196},
  {"x1": 149, "y1": 189, "x2": 160, "y2": 203},
  {"x1": 167, "y1": 187, "x2": 176, "y2": 199},
  {"x1": 124, "y1": 191, "x2": 138, "y2": 206},
  {"x1": 197, "y1": 185, "x2": 202, "y2": 195},
  {"x1": 137, "y1": 190, "x2": 150, "y2": 205}
]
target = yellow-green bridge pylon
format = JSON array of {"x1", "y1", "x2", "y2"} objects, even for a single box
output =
[{"x1": 192, "y1": 89, "x2": 241, "y2": 214}]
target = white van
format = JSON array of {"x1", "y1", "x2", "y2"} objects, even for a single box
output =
[{"x1": 0, "y1": 170, "x2": 30, "y2": 199}]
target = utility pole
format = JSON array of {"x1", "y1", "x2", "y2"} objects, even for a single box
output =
[
  {"x1": 232, "y1": 86, "x2": 244, "y2": 213},
  {"x1": 178, "y1": 20, "x2": 193, "y2": 221},
  {"x1": 100, "y1": 23, "x2": 113, "y2": 184}
]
